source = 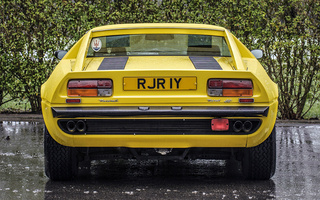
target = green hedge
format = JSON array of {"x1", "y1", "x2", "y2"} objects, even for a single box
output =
[{"x1": 1, "y1": 0, "x2": 319, "y2": 119}]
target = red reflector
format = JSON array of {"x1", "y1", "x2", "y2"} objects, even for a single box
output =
[
  {"x1": 239, "y1": 98, "x2": 254, "y2": 103},
  {"x1": 66, "y1": 98, "x2": 81, "y2": 103},
  {"x1": 211, "y1": 118, "x2": 229, "y2": 131}
]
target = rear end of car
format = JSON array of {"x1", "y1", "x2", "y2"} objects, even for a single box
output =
[{"x1": 41, "y1": 24, "x2": 278, "y2": 181}]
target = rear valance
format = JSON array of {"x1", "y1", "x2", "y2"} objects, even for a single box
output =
[{"x1": 52, "y1": 106, "x2": 269, "y2": 118}]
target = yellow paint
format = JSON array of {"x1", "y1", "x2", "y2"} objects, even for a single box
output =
[
  {"x1": 41, "y1": 23, "x2": 278, "y2": 148},
  {"x1": 125, "y1": 56, "x2": 196, "y2": 70},
  {"x1": 84, "y1": 56, "x2": 234, "y2": 71}
]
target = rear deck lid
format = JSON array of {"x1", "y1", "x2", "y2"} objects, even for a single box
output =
[{"x1": 84, "y1": 56, "x2": 233, "y2": 71}]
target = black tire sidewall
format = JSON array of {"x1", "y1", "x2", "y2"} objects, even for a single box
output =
[
  {"x1": 44, "y1": 127, "x2": 78, "y2": 181},
  {"x1": 242, "y1": 127, "x2": 276, "y2": 180}
]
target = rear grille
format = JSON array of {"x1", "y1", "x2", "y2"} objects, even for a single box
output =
[
  {"x1": 189, "y1": 56, "x2": 222, "y2": 70},
  {"x1": 58, "y1": 119, "x2": 261, "y2": 135},
  {"x1": 98, "y1": 57, "x2": 128, "y2": 70}
]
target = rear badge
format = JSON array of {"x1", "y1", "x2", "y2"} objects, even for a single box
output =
[
  {"x1": 99, "y1": 99, "x2": 118, "y2": 103},
  {"x1": 207, "y1": 99, "x2": 232, "y2": 103},
  {"x1": 91, "y1": 38, "x2": 102, "y2": 52}
]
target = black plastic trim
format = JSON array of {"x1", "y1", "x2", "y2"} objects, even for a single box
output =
[
  {"x1": 52, "y1": 106, "x2": 269, "y2": 118},
  {"x1": 189, "y1": 56, "x2": 222, "y2": 70},
  {"x1": 58, "y1": 119, "x2": 262, "y2": 135},
  {"x1": 98, "y1": 57, "x2": 128, "y2": 70}
]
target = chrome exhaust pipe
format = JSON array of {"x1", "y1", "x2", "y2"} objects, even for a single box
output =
[
  {"x1": 66, "y1": 120, "x2": 76, "y2": 133},
  {"x1": 76, "y1": 120, "x2": 86, "y2": 132},
  {"x1": 233, "y1": 121, "x2": 243, "y2": 132},
  {"x1": 243, "y1": 121, "x2": 253, "y2": 133}
]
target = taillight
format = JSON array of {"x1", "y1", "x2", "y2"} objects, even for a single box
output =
[
  {"x1": 68, "y1": 79, "x2": 112, "y2": 97},
  {"x1": 207, "y1": 79, "x2": 253, "y2": 97}
]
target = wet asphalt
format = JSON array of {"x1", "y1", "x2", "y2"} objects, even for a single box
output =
[{"x1": 0, "y1": 120, "x2": 319, "y2": 199}]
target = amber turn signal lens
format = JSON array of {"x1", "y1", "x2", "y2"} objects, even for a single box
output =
[
  {"x1": 222, "y1": 89, "x2": 253, "y2": 97},
  {"x1": 68, "y1": 89, "x2": 98, "y2": 97}
]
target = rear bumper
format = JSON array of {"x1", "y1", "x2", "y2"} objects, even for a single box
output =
[
  {"x1": 58, "y1": 118, "x2": 262, "y2": 135},
  {"x1": 52, "y1": 106, "x2": 269, "y2": 118},
  {"x1": 42, "y1": 102, "x2": 277, "y2": 148}
]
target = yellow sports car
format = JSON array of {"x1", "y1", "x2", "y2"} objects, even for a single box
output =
[{"x1": 41, "y1": 23, "x2": 278, "y2": 181}]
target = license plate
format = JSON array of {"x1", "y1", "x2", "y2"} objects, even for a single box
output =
[{"x1": 123, "y1": 77, "x2": 197, "y2": 90}]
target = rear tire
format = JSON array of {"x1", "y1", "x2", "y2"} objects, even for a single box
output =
[
  {"x1": 242, "y1": 127, "x2": 276, "y2": 180},
  {"x1": 44, "y1": 127, "x2": 78, "y2": 181}
]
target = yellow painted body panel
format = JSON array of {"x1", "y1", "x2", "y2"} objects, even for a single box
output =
[
  {"x1": 125, "y1": 56, "x2": 196, "y2": 70},
  {"x1": 42, "y1": 101, "x2": 277, "y2": 148},
  {"x1": 84, "y1": 56, "x2": 234, "y2": 71},
  {"x1": 41, "y1": 23, "x2": 278, "y2": 149}
]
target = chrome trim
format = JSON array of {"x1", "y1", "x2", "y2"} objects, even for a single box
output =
[
  {"x1": 92, "y1": 27, "x2": 225, "y2": 33},
  {"x1": 52, "y1": 106, "x2": 269, "y2": 118}
]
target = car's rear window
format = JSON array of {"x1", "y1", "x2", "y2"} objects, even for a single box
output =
[{"x1": 87, "y1": 34, "x2": 231, "y2": 57}]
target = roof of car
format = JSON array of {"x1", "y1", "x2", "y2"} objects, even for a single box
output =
[{"x1": 91, "y1": 23, "x2": 226, "y2": 33}]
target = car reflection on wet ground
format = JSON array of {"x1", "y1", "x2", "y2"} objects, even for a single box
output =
[{"x1": 0, "y1": 120, "x2": 319, "y2": 199}]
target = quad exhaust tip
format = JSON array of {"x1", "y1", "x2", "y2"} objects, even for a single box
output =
[
  {"x1": 232, "y1": 120, "x2": 253, "y2": 133},
  {"x1": 66, "y1": 120, "x2": 76, "y2": 133},
  {"x1": 233, "y1": 121, "x2": 243, "y2": 132},
  {"x1": 243, "y1": 121, "x2": 253, "y2": 133},
  {"x1": 66, "y1": 120, "x2": 86, "y2": 133},
  {"x1": 76, "y1": 120, "x2": 86, "y2": 132}
]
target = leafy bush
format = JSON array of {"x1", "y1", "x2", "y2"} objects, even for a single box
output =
[
  {"x1": 257, "y1": 0, "x2": 320, "y2": 119},
  {"x1": 1, "y1": 0, "x2": 319, "y2": 119}
]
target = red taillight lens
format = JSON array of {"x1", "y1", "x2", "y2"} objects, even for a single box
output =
[
  {"x1": 67, "y1": 79, "x2": 112, "y2": 97},
  {"x1": 222, "y1": 80, "x2": 252, "y2": 89},
  {"x1": 68, "y1": 80, "x2": 98, "y2": 88},
  {"x1": 208, "y1": 79, "x2": 253, "y2": 97},
  {"x1": 97, "y1": 80, "x2": 112, "y2": 88},
  {"x1": 208, "y1": 80, "x2": 223, "y2": 88},
  {"x1": 208, "y1": 79, "x2": 252, "y2": 89}
]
